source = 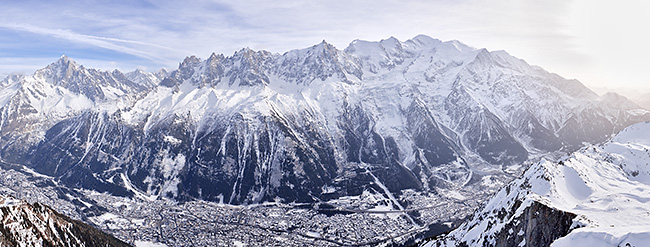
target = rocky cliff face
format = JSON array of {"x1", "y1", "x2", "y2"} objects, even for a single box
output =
[
  {"x1": 0, "y1": 194, "x2": 129, "y2": 247},
  {"x1": 491, "y1": 201, "x2": 575, "y2": 247}
]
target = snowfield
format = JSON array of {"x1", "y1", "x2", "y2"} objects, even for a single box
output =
[{"x1": 428, "y1": 122, "x2": 650, "y2": 247}]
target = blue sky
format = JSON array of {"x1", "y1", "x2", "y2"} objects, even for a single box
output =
[{"x1": 0, "y1": 0, "x2": 648, "y2": 95}]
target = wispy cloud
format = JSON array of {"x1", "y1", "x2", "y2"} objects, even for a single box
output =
[
  {"x1": 0, "y1": 0, "x2": 647, "y2": 92},
  {"x1": 0, "y1": 23, "x2": 182, "y2": 65},
  {"x1": 2, "y1": 0, "x2": 575, "y2": 61}
]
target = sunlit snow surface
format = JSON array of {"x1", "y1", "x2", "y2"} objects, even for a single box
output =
[
  {"x1": 427, "y1": 122, "x2": 650, "y2": 246},
  {"x1": 551, "y1": 122, "x2": 650, "y2": 247}
]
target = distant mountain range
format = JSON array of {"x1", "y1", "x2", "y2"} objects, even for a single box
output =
[
  {"x1": 635, "y1": 93, "x2": 650, "y2": 110},
  {"x1": 0, "y1": 35, "x2": 649, "y2": 246},
  {"x1": 588, "y1": 86, "x2": 650, "y2": 111}
]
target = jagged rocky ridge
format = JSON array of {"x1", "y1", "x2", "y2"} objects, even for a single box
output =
[
  {"x1": 0, "y1": 35, "x2": 648, "y2": 206},
  {"x1": 0, "y1": 194, "x2": 129, "y2": 247},
  {"x1": 425, "y1": 121, "x2": 650, "y2": 247}
]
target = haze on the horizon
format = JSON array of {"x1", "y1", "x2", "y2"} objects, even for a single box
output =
[{"x1": 0, "y1": 0, "x2": 648, "y2": 97}]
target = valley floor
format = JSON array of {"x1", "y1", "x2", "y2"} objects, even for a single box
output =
[{"x1": 0, "y1": 159, "x2": 490, "y2": 246}]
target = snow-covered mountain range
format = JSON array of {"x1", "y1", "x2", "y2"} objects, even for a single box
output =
[
  {"x1": 426, "y1": 121, "x2": 650, "y2": 247},
  {"x1": 0, "y1": 34, "x2": 648, "y2": 208},
  {"x1": 1, "y1": 35, "x2": 649, "y2": 206},
  {"x1": 1, "y1": 34, "x2": 649, "y2": 246}
]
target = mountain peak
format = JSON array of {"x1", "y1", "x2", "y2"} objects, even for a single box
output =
[
  {"x1": 470, "y1": 48, "x2": 494, "y2": 64},
  {"x1": 54, "y1": 55, "x2": 78, "y2": 68},
  {"x1": 381, "y1": 36, "x2": 399, "y2": 42},
  {"x1": 379, "y1": 36, "x2": 401, "y2": 49},
  {"x1": 281, "y1": 40, "x2": 340, "y2": 60},
  {"x1": 411, "y1": 34, "x2": 433, "y2": 41},
  {"x1": 443, "y1": 39, "x2": 475, "y2": 53},
  {"x1": 1, "y1": 73, "x2": 25, "y2": 86},
  {"x1": 207, "y1": 52, "x2": 223, "y2": 62},
  {"x1": 34, "y1": 55, "x2": 83, "y2": 83},
  {"x1": 58, "y1": 54, "x2": 71, "y2": 61},
  {"x1": 234, "y1": 47, "x2": 255, "y2": 56},
  {"x1": 231, "y1": 47, "x2": 274, "y2": 62},
  {"x1": 403, "y1": 34, "x2": 441, "y2": 48},
  {"x1": 180, "y1": 55, "x2": 202, "y2": 68},
  {"x1": 312, "y1": 39, "x2": 337, "y2": 51},
  {"x1": 157, "y1": 68, "x2": 169, "y2": 76},
  {"x1": 600, "y1": 91, "x2": 644, "y2": 110}
]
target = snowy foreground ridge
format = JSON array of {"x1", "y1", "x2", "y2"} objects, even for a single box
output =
[{"x1": 427, "y1": 122, "x2": 650, "y2": 247}]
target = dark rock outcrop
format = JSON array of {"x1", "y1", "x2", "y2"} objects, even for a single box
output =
[
  {"x1": 493, "y1": 201, "x2": 576, "y2": 247},
  {"x1": 0, "y1": 195, "x2": 129, "y2": 247}
]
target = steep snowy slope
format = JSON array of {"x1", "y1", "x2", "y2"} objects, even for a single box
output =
[
  {"x1": 0, "y1": 56, "x2": 159, "y2": 161},
  {"x1": 125, "y1": 68, "x2": 167, "y2": 89},
  {"x1": 0, "y1": 194, "x2": 129, "y2": 247},
  {"x1": 427, "y1": 121, "x2": 650, "y2": 247},
  {"x1": 2, "y1": 35, "x2": 649, "y2": 209},
  {"x1": 0, "y1": 78, "x2": 96, "y2": 164},
  {"x1": 33, "y1": 56, "x2": 151, "y2": 101}
]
